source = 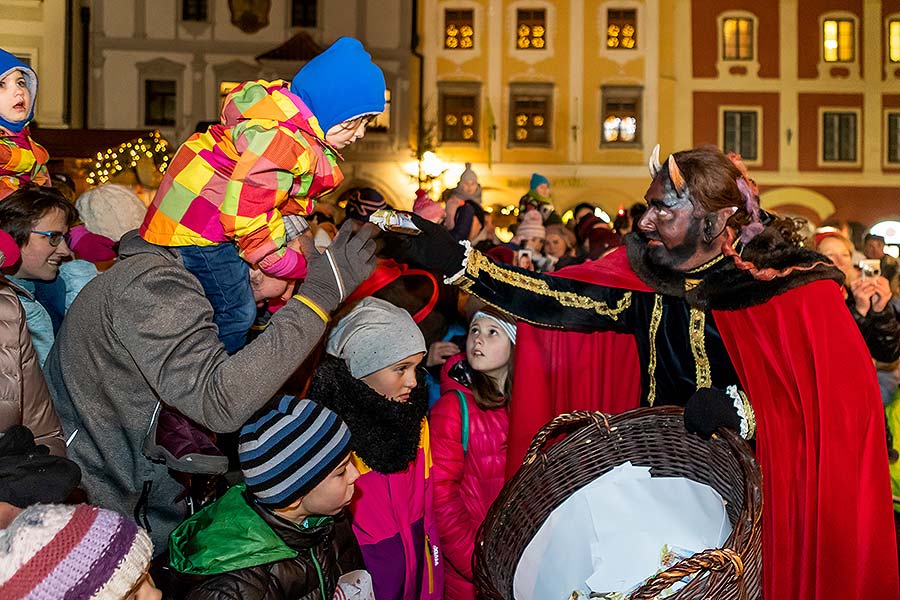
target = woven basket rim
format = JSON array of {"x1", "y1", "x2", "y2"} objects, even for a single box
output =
[{"x1": 474, "y1": 406, "x2": 763, "y2": 600}]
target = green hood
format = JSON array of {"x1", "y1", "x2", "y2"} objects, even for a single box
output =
[{"x1": 169, "y1": 484, "x2": 298, "y2": 575}]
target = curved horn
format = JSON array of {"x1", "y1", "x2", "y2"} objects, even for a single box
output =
[
  {"x1": 648, "y1": 144, "x2": 662, "y2": 178},
  {"x1": 667, "y1": 154, "x2": 686, "y2": 196}
]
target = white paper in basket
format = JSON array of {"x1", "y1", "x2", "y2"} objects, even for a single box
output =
[{"x1": 512, "y1": 462, "x2": 731, "y2": 600}]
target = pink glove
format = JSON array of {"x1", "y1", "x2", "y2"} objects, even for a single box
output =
[
  {"x1": 0, "y1": 229, "x2": 20, "y2": 268},
  {"x1": 67, "y1": 224, "x2": 117, "y2": 263},
  {"x1": 258, "y1": 247, "x2": 308, "y2": 280}
]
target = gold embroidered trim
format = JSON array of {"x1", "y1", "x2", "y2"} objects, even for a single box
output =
[
  {"x1": 466, "y1": 250, "x2": 632, "y2": 318},
  {"x1": 647, "y1": 294, "x2": 663, "y2": 406},
  {"x1": 684, "y1": 252, "x2": 726, "y2": 274},
  {"x1": 689, "y1": 307, "x2": 712, "y2": 389},
  {"x1": 740, "y1": 390, "x2": 757, "y2": 439}
]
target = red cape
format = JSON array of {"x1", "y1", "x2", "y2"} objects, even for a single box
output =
[{"x1": 510, "y1": 247, "x2": 899, "y2": 599}]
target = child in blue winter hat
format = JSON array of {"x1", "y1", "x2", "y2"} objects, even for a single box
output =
[
  {"x1": 141, "y1": 36, "x2": 386, "y2": 355},
  {"x1": 0, "y1": 48, "x2": 50, "y2": 198}
]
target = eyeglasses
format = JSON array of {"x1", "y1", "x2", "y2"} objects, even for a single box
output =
[{"x1": 31, "y1": 230, "x2": 66, "y2": 247}]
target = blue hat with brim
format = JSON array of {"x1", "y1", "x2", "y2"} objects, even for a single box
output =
[
  {"x1": 290, "y1": 37, "x2": 386, "y2": 134},
  {"x1": 0, "y1": 49, "x2": 37, "y2": 132}
]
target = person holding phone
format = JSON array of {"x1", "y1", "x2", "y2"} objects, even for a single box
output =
[{"x1": 817, "y1": 233, "x2": 899, "y2": 366}]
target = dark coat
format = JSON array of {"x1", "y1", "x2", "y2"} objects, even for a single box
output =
[{"x1": 185, "y1": 503, "x2": 364, "y2": 600}]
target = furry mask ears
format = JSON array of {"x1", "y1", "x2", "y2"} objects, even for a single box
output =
[{"x1": 648, "y1": 144, "x2": 687, "y2": 197}]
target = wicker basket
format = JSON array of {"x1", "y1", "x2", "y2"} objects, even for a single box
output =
[{"x1": 473, "y1": 406, "x2": 763, "y2": 600}]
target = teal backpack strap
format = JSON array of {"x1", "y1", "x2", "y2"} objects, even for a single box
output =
[{"x1": 455, "y1": 390, "x2": 470, "y2": 456}]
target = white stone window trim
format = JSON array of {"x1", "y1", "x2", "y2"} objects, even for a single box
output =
[
  {"x1": 600, "y1": 84, "x2": 644, "y2": 149},
  {"x1": 437, "y1": 80, "x2": 483, "y2": 147},
  {"x1": 137, "y1": 58, "x2": 186, "y2": 131},
  {"x1": 715, "y1": 10, "x2": 760, "y2": 78},
  {"x1": 817, "y1": 106, "x2": 862, "y2": 168},
  {"x1": 507, "y1": 81, "x2": 554, "y2": 148},
  {"x1": 438, "y1": 1, "x2": 483, "y2": 64},
  {"x1": 817, "y1": 11, "x2": 860, "y2": 80},
  {"x1": 599, "y1": 1, "x2": 645, "y2": 64},
  {"x1": 718, "y1": 105, "x2": 763, "y2": 167},
  {"x1": 507, "y1": 1, "x2": 555, "y2": 64}
]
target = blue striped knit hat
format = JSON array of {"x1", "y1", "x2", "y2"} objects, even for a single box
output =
[{"x1": 239, "y1": 396, "x2": 352, "y2": 509}]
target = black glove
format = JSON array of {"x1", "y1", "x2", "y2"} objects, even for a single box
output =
[
  {"x1": 684, "y1": 387, "x2": 746, "y2": 439},
  {"x1": 385, "y1": 213, "x2": 468, "y2": 276},
  {"x1": 0, "y1": 425, "x2": 82, "y2": 507},
  {"x1": 297, "y1": 220, "x2": 378, "y2": 313}
]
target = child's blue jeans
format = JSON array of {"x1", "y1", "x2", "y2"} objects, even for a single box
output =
[{"x1": 178, "y1": 243, "x2": 255, "y2": 354}]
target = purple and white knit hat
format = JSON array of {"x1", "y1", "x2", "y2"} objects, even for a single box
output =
[{"x1": 0, "y1": 504, "x2": 154, "y2": 600}]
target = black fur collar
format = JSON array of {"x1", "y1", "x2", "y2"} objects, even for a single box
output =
[
  {"x1": 307, "y1": 356, "x2": 428, "y2": 474},
  {"x1": 626, "y1": 226, "x2": 843, "y2": 311}
]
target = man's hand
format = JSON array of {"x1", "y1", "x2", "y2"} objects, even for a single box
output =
[
  {"x1": 384, "y1": 213, "x2": 468, "y2": 276},
  {"x1": 851, "y1": 276, "x2": 892, "y2": 316},
  {"x1": 296, "y1": 220, "x2": 378, "y2": 314}
]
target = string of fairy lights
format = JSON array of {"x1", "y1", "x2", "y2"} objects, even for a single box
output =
[{"x1": 85, "y1": 130, "x2": 172, "y2": 186}]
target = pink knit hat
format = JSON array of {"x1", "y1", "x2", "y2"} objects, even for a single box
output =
[
  {"x1": 0, "y1": 504, "x2": 154, "y2": 600},
  {"x1": 412, "y1": 189, "x2": 444, "y2": 223},
  {"x1": 513, "y1": 209, "x2": 546, "y2": 243}
]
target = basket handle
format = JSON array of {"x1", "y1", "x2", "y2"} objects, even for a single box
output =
[
  {"x1": 523, "y1": 411, "x2": 610, "y2": 466},
  {"x1": 627, "y1": 547, "x2": 745, "y2": 600}
]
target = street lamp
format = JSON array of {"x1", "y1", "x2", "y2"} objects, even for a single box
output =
[{"x1": 418, "y1": 151, "x2": 447, "y2": 197}]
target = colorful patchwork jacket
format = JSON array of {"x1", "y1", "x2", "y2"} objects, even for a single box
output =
[
  {"x1": 140, "y1": 80, "x2": 342, "y2": 278},
  {"x1": 0, "y1": 126, "x2": 50, "y2": 200}
]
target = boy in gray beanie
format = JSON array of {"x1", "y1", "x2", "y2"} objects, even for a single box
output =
[{"x1": 169, "y1": 396, "x2": 364, "y2": 600}]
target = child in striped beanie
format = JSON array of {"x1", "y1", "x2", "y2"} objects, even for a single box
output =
[
  {"x1": 0, "y1": 503, "x2": 158, "y2": 600},
  {"x1": 168, "y1": 396, "x2": 365, "y2": 600}
]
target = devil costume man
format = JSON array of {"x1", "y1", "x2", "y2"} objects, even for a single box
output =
[{"x1": 391, "y1": 146, "x2": 899, "y2": 600}]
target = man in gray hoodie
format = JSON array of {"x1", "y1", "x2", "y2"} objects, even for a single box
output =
[{"x1": 44, "y1": 222, "x2": 376, "y2": 552}]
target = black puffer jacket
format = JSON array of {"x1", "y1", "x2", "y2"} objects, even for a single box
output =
[
  {"x1": 848, "y1": 295, "x2": 900, "y2": 364},
  {"x1": 185, "y1": 503, "x2": 364, "y2": 600}
]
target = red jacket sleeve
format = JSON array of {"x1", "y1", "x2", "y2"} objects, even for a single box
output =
[{"x1": 429, "y1": 391, "x2": 478, "y2": 581}]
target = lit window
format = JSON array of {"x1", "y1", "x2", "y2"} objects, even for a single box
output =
[
  {"x1": 601, "y1": 86, "x2": 642, "y2": 146},
  {"x1": 890, "y1": 20, "x2": 900, "y2": 62},
  {"x1": 181, "y1": 0, "x2": 208, "y2": 22},
  {"x1": 822, "y1": 111, "x2": 857, "y2": 162},
  {"x1": 887, "y1": 113, "x2": 900, "y2": 163},
  {"x1": 607, "y1": 9, "x2": 637, "y2": 49},
  {"x1": 145, "y1": 80, "x2": 177, "y2": 127},
  {"x1": 367, "y1": 89, "x2": 391, "y2": 133},
  {"x1": 823, "y1": 18, "x2": 855, "y2": 62},
  {"x1": 445, "y1": 10, "x2": 474, "y2": 50},
  {"x1": 517, "y1": 9, "x2": 546, "y2": 50},
  {"x1": 291, "y1": 0, "x2": 317, "y2": 28},
  {"x1": 722, "y1": 110, "x2": 758, "y2": 160},
  {"x1": 439, "y1": 83, "x2": 479, "y2": 143},
  {"x1": 509, "y1": 83, "x2": 552, "y2": 146},
  {"x1": 722, "y1": 17, "x2": 753, "y2": 60}
]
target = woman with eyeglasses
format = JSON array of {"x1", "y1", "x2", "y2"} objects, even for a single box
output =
[{"x1": 0, "y1": 184, "x2": 98, "y2": 365}]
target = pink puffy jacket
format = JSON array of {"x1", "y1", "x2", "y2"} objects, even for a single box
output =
[{"x1": 430, "y1": 354, "x2": 508, "y2": 600}]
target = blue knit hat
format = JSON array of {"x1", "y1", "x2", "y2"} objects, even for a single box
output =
[
  {"x1": 239, "y1": 396, "x2": 352, "y2": 509},
  {"x1": 0, "y1": 49, "x2": 37, "y2": 132},
  {"x1": 530, "y1": 172, "x2": 550, "y2": 191},
  {"x1": 290, "y1": 37, "x2": 386, "y2": 134}
]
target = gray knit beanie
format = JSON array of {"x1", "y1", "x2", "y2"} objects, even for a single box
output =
[
  {"x1": 326, "y1": 297, "x2": 426, "y2": 378},
  {"x1": 458, "y1": 162, "x2": 478, "y2": 185}
]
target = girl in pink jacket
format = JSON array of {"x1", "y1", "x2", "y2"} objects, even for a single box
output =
[{"x1": 430, "y1": 308, "x2": 516, "y2": 600}]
